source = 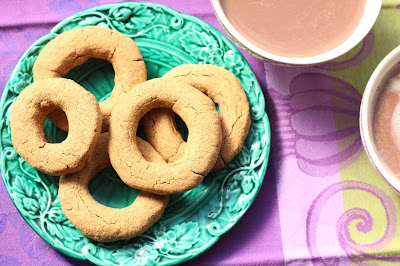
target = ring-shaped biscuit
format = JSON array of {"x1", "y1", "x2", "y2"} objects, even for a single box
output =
[
  {"x1": 10, "y1": 78, "x2": 102, "y2": 176},
  {"x1": 143, "y1": 64, "x2": 251, "y2": 169},
  {"x1": 109, "y1": 78, "x2": 222, "y2": 195},
  {"x1": 59, "y1": 133, "x2": 169, "y2": 242},
  {"x1": 33, "y1": 26, "x2": 147, "y2": 132}
]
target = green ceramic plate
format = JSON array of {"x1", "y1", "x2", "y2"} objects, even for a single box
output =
[{"x1": 0, "y1": 2, "x2": 270, "y2": 265}]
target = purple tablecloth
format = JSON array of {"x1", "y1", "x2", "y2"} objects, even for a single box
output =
[{"x1": 2, "y1": 0, "x2": 400, "y2": 265}]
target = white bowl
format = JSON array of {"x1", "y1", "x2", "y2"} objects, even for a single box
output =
[
  {"x1": 360, "y1": 46, "x2": 400, "y2": 193},
  {"x1": 211, "y1": 0, "x2": 382, "y2": 65}
]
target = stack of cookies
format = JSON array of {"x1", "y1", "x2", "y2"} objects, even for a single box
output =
[{"x1": 10, "y1": 26, "x2": 250, "y2": 242}]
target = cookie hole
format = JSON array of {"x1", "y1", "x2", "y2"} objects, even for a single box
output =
[
  {"x1": 88, "y1": 166, "x2": 140, "y2": 209},
  {"x1": 43, "y1": 115, "x2": 67, "y2": 143},
  {"x1": 175, "y1": 114, "x2": 188, "y2": 142},
  {"x1": 215, "y1": 103, "x2": 220, "y2": 114},
  {"x1": 136, "y1": 118, "x2": 148, "y2": 141},
  {"x1": 64, "y1": 58, "x2": 115, "y2": 102}
]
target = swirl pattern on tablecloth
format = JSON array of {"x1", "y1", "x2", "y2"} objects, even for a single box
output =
[{"x1": 306, "y1": 181, "x2": 400, "y2": 265}]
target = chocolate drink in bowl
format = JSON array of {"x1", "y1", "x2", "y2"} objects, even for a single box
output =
[
  {"x1": 373, "y1": 74, "x2": 400, "y2": 179},
  {"x1": 220, "y1": 0, "x2": 366, "y2": 58}
]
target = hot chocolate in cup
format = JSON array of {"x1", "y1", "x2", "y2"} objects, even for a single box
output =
[
  {"x1": 211, "y1": 0, "x2": 382, "y2": 65},
  {"x1": 361, "y1": 45, "x2": 400, "y2": 194}
]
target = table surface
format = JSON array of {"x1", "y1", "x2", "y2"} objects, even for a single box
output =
[{"x1": 1, "y1": 0, "x2": 400, "y2": 265}]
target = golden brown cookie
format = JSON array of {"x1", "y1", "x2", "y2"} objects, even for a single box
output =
[
  {"x1": 109, "y1": 78, "x2": 222, "y2": 195},
  {"x1": 59, "y1": 133, "x2": 169, "y2": 242},
  {"x1": 143, "y1": 108, "x2": 187, "y2": 163},
  {"x1": 143, "y1": 64, "x2": 251, "y2": 169},
  {"x1": 10, "y1": 78, "x2": 102, "y2": 176},
  {"x1": 33, "y1": 26, "x2": 147, "y2": 132}
]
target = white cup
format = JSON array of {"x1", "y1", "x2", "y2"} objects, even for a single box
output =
[
  {"x1": 361, "y1": 46, "x2": 400, "y2": 193},
  {"x1": 211, "y1": 0, "x2": 382, "y2": 65}
]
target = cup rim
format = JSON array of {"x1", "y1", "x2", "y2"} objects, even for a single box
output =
[
  {"x1": 211, "y1": 0, "x2": 382, "y2": 65},
  {"x1": 360, "y1": 45, "x2": 400, "y2": 194}
]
